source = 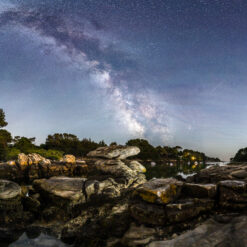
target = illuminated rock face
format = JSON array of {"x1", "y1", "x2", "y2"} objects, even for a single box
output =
[
  {"x1": 134, "y1": 178, "x2": 183, "y2": 204},
  {"x1": 87, "y1": 145, "x2": 140, "y2": 160},
  {"x1": 62, "y1": 155, "x2": 76, "y2": 164}
]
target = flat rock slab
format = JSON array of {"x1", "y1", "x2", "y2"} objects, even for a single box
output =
[
  {"x1": 190, "y1": 164, "x2": 247, "y2": 183},
  {"x1": 33, "y1": 177, "x2": 86, "y2": 202},
  {"x1": 148, "y1": 216, "x2": 247, "y2": 247},
  {"x1": 87, "y1": 145, "x2": 140, "y2": 160},
  {"x1": 0, "y1": 179, "x2": 21, "y2": 200},
  {"x1": 134, "y1": 178, "x2": 183, "y2": 204}
]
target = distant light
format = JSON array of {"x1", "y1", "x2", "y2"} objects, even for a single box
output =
[{"x1": 191, "y1": 156, "x2": 196, "y2": 161}]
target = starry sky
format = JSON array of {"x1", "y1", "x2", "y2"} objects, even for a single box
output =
[{"x1": 1, "y1": 0, "x2": 247, "y2": 160}]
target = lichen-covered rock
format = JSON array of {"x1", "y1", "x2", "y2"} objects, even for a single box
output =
[
  {"x1": 62, "y1": 155, "x2": 76, "y2": 164},
  {"x1": 218, "y1": 180, "x2": 247, "y2": 209},
  {"x1": 87, "y1": 145, "x2": 140, "y2": 160},
  {"x1": 183, "y1": 183, "x2": 216, "y2": 198},
  {"x1": 134, "y1": 178, "x2": 183, "y2": 204},
  {"x1": 84, "y1": 178, "x2": 121, "y2": 201}
]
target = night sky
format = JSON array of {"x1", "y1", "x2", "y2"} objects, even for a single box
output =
[{"x1": 1, "y1": 0, "x2": 247, "y2": 160}]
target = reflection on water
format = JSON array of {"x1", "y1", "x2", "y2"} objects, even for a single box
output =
[
  {"x1": 144, "y1": 161, "x2": 227, "y2": 180},
  {"x1": 9, "y1": 233, "x2": 70, "y2": 247}
]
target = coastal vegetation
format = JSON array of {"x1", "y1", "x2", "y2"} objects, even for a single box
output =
[{"x1": 0, "y1": 109, "x2": 220, "y2": 162}]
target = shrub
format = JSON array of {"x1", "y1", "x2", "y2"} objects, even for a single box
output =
[{"x1": 6, "y1": 147, "x2": 21, "y2": 160}]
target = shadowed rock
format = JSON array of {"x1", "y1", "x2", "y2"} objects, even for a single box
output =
[
  {"x1": 148, "y1": 215, "x2": 247, "y2": 247},
  {"x1": 183, "y1": 183, "x2": 216, "y2": 198}
]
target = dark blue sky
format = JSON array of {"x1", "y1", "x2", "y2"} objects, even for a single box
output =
[{"x1": 1, "y1": 0, "x2": 247, "y2": 160}]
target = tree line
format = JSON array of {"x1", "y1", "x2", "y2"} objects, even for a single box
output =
[{"x1": 0, "y1": 108, "x2": 220, "y2": 162}]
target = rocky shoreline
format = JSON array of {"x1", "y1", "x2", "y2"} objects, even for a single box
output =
[{"x1": 1, "y1": 146, "x2": 247, "y2": 246}]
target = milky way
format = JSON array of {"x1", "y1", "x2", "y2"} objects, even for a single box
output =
[{"x1": 1, "y1": 0, "x2": 247, "y2": 160}]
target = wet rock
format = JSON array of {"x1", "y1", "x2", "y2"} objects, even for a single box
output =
[
  {"x1": 183, "y1": 183, "x2": 216, "y2": 198},
  {"x1": 87, "y1": 145, "x2": 140, "y2": 160},
  {"x1": 134, "y1": 178, "x2": 183, "y2": 204},
  {"x1": 218, "y1": 180, "x2": 247, "y2": 209},
  {"x1": 130, "y1": 202, "x2": 166, "y2": 225}
]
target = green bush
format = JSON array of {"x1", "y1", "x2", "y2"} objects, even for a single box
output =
[
  {"x1": 43, "y1": 149, "x2": 64, "y2": 160},
  {"x1": 26, "y1": 148, "x2": 64, "y2": 161},
  {"x1": 6, "y1": 147, "x2": 21, "y2": 160}
]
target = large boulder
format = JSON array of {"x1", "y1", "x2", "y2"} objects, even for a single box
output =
[
  {"x1": 189, "y1": 163, "x2": 247, "y2": 184},
  {"x1": 87, "y1": 145, "x2": 140, "y2": 160},
  {"x1": 33, "y1": 177, "x2": 86, "y2": 215},
  {"x1": 94, "y1": 159, "x2": 137, "y2": 178},
  {"x1": 18, "y1": 153, "x2": 51, "y2": 167},
  {"x1": 134, "y1": 178, "x2": 183, "y2": 204}
]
